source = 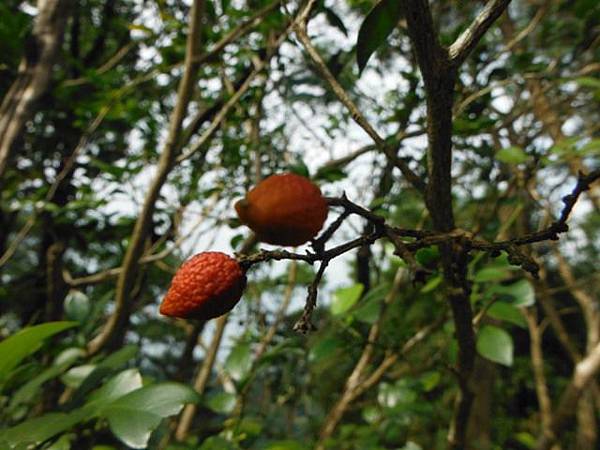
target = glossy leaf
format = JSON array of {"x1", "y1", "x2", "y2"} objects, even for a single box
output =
[
  {"x1": 102, "y1": 383, "x2": 200, "y2": 448},
  {"x1": 331, "y1": 283, "x2": 364, "y2": 315},
  {"x1": 205, "y1": 392, "x2": 237, "y2": 414},
  {"x1": 64, "y1": 290, "x2": 92, "y2": 322},
  {"x1": 356, "y1": 0, "x2": 403, "y2": 74},
  {"x1": 9, "y1": 349, "x2": 83, "y2": 411},
  {"x1": 477, "y1": 325, "x2": 514, "y2": 366},
  {"x1": 491, "y1": 279, "x2": 535, "y2": 306},
  {"x1": 474, "y1": 267, "x2": 510, "y2": 282},
  {"x1": 0, "y1": 409, "x2": 90, "y2": 447},
  {"x1": 86, "y1": 369, "x2": 143, "y2": 412},
  {"x1": 323, "y1": 7, "x2": 348, "y2": 36},
  {"x1": 67, "y1": 345, "x2": 138, "y2": 406},
  {"x1": 0, "y1": 322, "x2": 78, "y2": 384},
  {"x1": 487, "y1": 302, "x2": 527, "y2": 328},
  {"x1": 224, "y1": 342, "x2": 253, "y2": 382}
]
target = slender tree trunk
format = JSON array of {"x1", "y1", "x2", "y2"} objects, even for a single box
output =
[
  {"x1": 466, "y1": 356, "x2": 495, "y2": 450},
  {"x1": 0, "y1": 0, "x2": 72, "y2": 182}
]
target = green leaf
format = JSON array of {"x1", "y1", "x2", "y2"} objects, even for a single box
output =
[
  {"x1": 415, "y1": 246, "x2": 439, "y2": 266},
  {"x1": 350, "y1": 282, "x2": 389, "y2": 323},
  {"x1": 548, "y1": 136, "x2": 579, "y2": 156},
  {"x1": 331, "y1": 283, "x2": 364, "y2": 315},
  {"x1": 54, "y1": 348, "x2": 86, "y2": 366},
  {"x1": 0, "y1": 409, "x2": 89, "y2": 447},
  {"x1": 309, "y1": 335, "x2": 343, "y2": 363},
  {"x1": 474, "y1": 267, "x2": 510, "y2": 283},
  {"x1": 68, "y1": 345, "x2": 138, "y2": 406},
  {"x1": 491, "y1": 279, "x2": 535, "y2": 306},
  {"x1": 205, "y1": 392, "x2": 237, "y2": 414},
  {"x1": 224, "y1": 342, "x2": 253, "y2": 382},
  {"x1": 9, "y1": 348, "x2": 83, "y2": 410},
  {"x1": 351, "y1": 296, "x2": 381, "y2": 324},
  {"x1": 476, "y1": 325, "x2": 514, "y2": 366},
  {"x1": 102, "y1": 383, "x2": 200, "y2": 449},
  {"x1": 356, "y1": 0, "x2": 403, "y2": 74},
  {"x1": 46, "y1": 433, "x2": 73, "y2": 450},
  {"x1": 496, "y1": 146, "x2": 529, "y2": 164},
  {"x1": 575, "y1": 76, "x2": 600, "y2": 89},
  {"x1": 323, "y1": 7, "x2": 348, "y2": 36},
  {"x1": 579, "y1": 138, "x2": 600, "y2": 155},
  {"x1": 64, "y1": 290, "x2": 91, "y2": 322},
  {"x1": 237, "y1": 416, "x2": 263, "y2": 437},
  {"x1": 487, "y1": 302, "x2": 527, "y2": 328},
  {"x1": 61, "y1": 364, "x2": 96, "y2": 389},
  {"x1": 0, "y1": 321, "x2": 78, "y2": 384},
  {"x1": 287, "y1": 161, "x2": 310, "y2": 178},
  {"x1": 362, "y1": 405, "x2": 382, "y2": 424},
  {"x1": 514, "y1": 431, "x2": 536, "y2": 448},
  {"x1": 86, "y1": 369, "x2": 143, "y2": 412},
  {"x1": 315, "y1": 166, "x2": 347, "y2": 182},
  {"x1": 419, "y1": 371, "x2": 441, "y2": 392},
  {"x1": 420, "y1": 274, "x2": 443, "y2": 293}
]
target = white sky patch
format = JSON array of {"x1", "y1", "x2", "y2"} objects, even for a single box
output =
[{"x1": 491, "y1": 88, "x2": 514, "y2": 114}]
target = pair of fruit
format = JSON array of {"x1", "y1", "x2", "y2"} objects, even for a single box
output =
[{"x1": 159, "y1": 173, "x2": 328, "y2": 320}]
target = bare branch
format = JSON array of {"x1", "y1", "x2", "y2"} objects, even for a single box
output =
[
  {"x1": 293, "y1": 260, "x2": 328, "y2": 334},
  {"x1": 470, "y1": 169, "x2": 600, "y2": 263},
  {"x1": 176, "y1": 28, "x2": 291, "y2": 163},
  {"x1": 62, "y1": 41, "x2": 137, "y2": 88},
  {"x1": 87, "y1": 0, "x2": 206, "y2": 355},
  {"x1": 523, "y1": 309, "x2": 553, "y2": 434},
  {"x1": 502, "y1": 3, "x2": 547, "y2": 53},
  {"x1": 292, "y1": 11, "x2": 425, "y2": 192},
  {"x1": 191, "y1": 0, "x2": 283, "y2": 66},
  {"x1": 174, "y1": 315, "x2": 227, "y2": 441},
  {"x1": 448, "y1": 0, "x2": 512, "y2": 66}
]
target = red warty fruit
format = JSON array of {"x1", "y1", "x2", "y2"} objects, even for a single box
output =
[{"x1": 159, "y1": 252, "x2": 246, "y2": 320}]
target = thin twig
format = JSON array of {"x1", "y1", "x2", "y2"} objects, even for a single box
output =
[
  {"x1": 0, "y1": 105, "x2": 111, "y2": 268},
  {"x1": 292, "y1": 9, "x2": 425, "y2": 192},
  {"x1": 293, "y1": 259, "x2": 328, "y2": 333},
  {"x1": 176, "y1": 28, "x2": 289, "y2": 163}
]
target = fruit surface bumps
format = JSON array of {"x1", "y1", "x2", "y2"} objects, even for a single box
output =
[
  {"x1": 235, "y1": 173, "x2": 328, "y2": 246},
  {"x1": 159, "y1": 252, "x2": 246, "y2": 320}
]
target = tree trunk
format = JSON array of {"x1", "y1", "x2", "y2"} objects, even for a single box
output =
[{"x1": 0, "y1": 0, "x2": 72, "y2": 182}]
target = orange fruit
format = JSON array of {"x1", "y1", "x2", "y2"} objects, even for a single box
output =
[
  {"x1": 159, "y1": 252, "x2": 246, "y2": 320},
  {"x1": 235, "y1": 173, "x2": 328, "y2": 246}
]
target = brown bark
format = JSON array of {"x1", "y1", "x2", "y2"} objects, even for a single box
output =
[
  {"x1": 465, "y1": 357, "x2": 495, "y2": 450},
  {"x1": 0, "y1": 0, "x2": 72, "y2": 181}
]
